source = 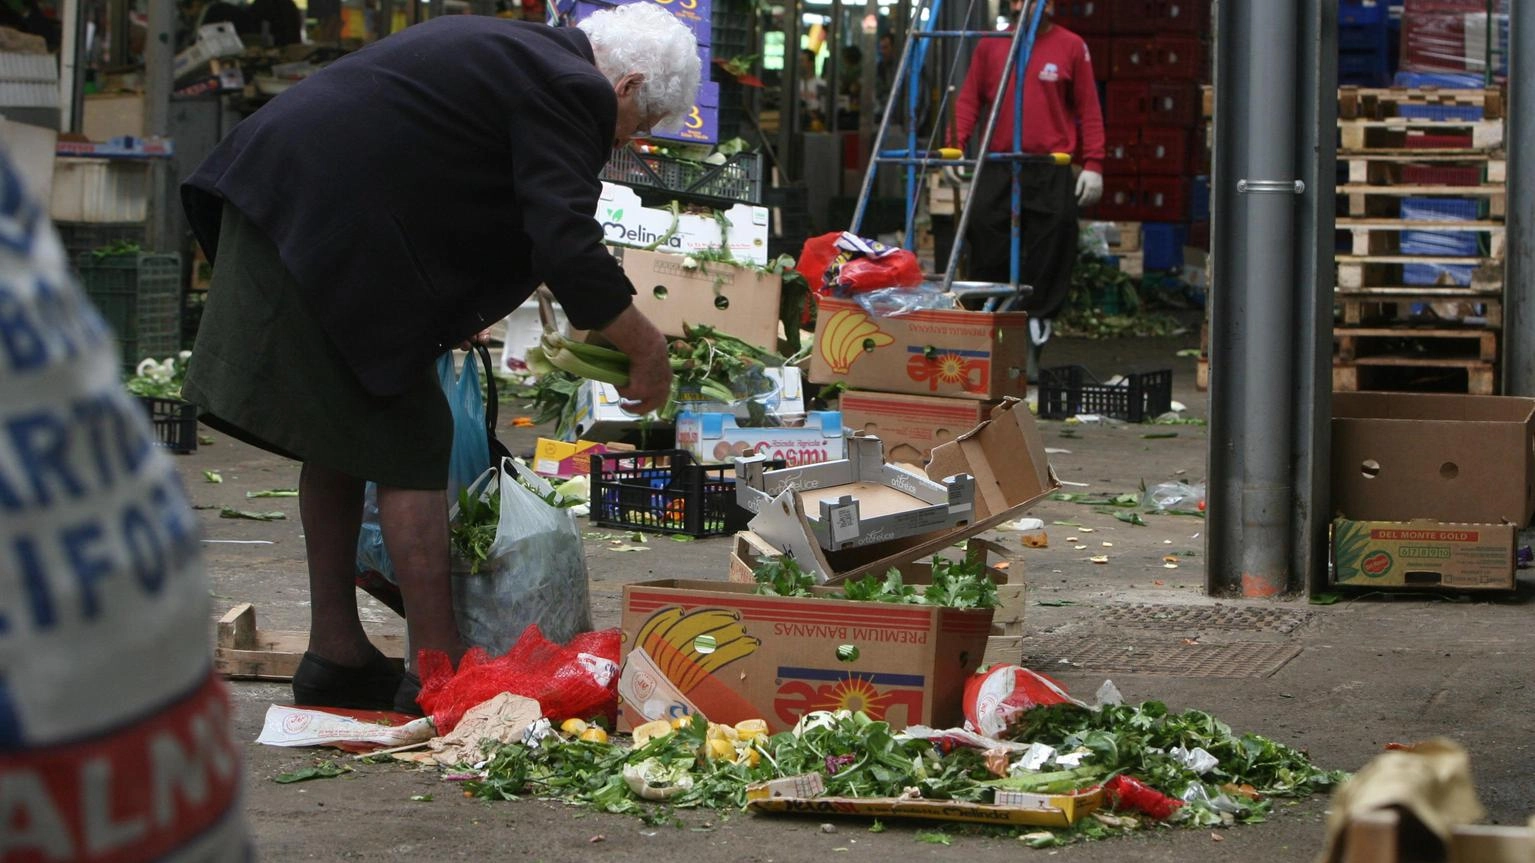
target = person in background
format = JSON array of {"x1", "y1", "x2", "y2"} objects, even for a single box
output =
[
  {"x1": 836, "y1": 42, "x2": 862, "y2": 128},
  {"x1": 179, "y1": 4, "x2": 697, "y2": 714},
  {"x1": 874, "y1": 31, "x2": 895, "y2": 112},
  {"x1": 797, "y1": 47, "x2": 827, "y2": 131},
  {"x1": 952, "y1": 0, "x2": 1103, "y2": 377}
]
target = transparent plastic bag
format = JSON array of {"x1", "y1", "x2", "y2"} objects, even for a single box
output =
[
  {"x1": 854, "y1": 285, "x2": 959, "y2": 318},
  {"x1": 1141, "y1": 480, "x2": 1206, "y2": 513}
]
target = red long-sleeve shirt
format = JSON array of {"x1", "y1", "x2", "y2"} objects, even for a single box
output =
[{"x1": 953, "y1": 22, "x2": 1105, "y2": 174}]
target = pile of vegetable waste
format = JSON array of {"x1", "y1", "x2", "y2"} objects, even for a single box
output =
[{"x1": 453, "y1": 697, "x2": 1344, "y2": 844}]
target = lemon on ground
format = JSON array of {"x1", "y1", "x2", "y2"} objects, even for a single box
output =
[
  {"x1": 560, "y1": 718, "x2": 589, "y2": 736},
  {"x1": 579, "y1": 727, "x2": 610, "y2": 744}
]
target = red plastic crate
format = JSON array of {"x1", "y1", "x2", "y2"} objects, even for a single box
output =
[
  {"x1": 1406, "y1": 131, "x2": 1475, "y2": 149},
  {"x1": 1053, "y1": 0, "x2": 1116, "y2": 35},
  {"x1": 1109, "y1": 37, "x2": 1157, "y2": 79},
  {"x1": 1089, "y1": 176, "x2": 1142, "y2": 221},
  {"x1": 1111, "y1": 0, "x2": 1209, "y2": 33},
  {"x1": 1147, "y1": 82, "x2": 1200, "y2": 126},
  {"x1": 1150, "y1": 35, "x2": 1206, "y2": 80},
  {"x1": 1102, "y1": 126, "x2": 1140, "y2": 176},
  {"x1": 1400, "y1": 163, "x2": 1483, "y2": 185},
  {"x1": 1084, "y1": 36, "x2": 1112, "y2": 81},
  {"x1": 1138, "y1": 127, "x2": 1192, "y2": 175},
  {"x1": 1104, "y1": 81, "x2": 1149, "y2": 126},
  {"x1": 1139, "y1": 176, "x2": 1189, "y2": 221},
  {"x1": 1187, "y1": 219, "x2": 1210, "y2": 250}
]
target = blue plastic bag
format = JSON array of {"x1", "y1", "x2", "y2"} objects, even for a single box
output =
[{"x1": 356, "y1": 352, "x2": 492, "y2": 584}]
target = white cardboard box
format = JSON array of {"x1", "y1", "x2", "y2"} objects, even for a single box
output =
[
  {"x1": 598, "y1": 181, "x2": 770, "y2": 266},
  {"x1": 675, "y1": 410, "x2": 845, "y2": 467},
  {"x1": 568, "y1": 366, "x2": 806, "y2": 443}
]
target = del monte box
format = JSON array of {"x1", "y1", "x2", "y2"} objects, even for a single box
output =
[{"x1": 809, "y1": 297, "x2": 1030, "y2": 400}]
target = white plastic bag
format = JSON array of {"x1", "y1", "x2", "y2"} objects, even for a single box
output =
[{"x1": 452, "y1": 457, "x2": 592, "y2": 655}]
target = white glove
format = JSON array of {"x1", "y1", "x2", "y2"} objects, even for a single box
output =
[{"x1": 1075, "y1": 170, "x2": 1103, "y2": 208}]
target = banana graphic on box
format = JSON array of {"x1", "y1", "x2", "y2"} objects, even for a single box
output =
[
  {"x1": 621, "y1": 607, "x2": 763, "y2": 725},
  {"x1": 817, "y1": 309, "x2": 895, "y2": 374}
]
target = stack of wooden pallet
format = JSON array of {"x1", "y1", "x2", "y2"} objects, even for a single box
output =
[{"x1": 1333, "y1": 85, "x2": 1506, "y2": 395}]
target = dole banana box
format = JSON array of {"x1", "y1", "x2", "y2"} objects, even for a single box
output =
[
  {"x1": 808, "y1": 297, "x2": 1031, "y2": 400},
  {"x1": 617, "y1": 577, "x2": 994, "y2": 733}
]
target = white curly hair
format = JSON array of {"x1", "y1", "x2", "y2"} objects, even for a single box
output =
[{"x1": 578, "y1": 3, "x2": 701, "y2": 132}]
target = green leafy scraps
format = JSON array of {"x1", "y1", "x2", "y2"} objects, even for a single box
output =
[
  {"x1": 247, "y1": 489, "x2": 299, "y2": 498},
  {"x1": 916, "y1": 832, "x2": 953, "y2": 845},
  {"x1": 203, "y1": 470, "x2": 222, "y2": 483},
  {"x1": 274, "y1": 761, "x2": 350, "y2": 783},
  {"x1": 1141, "y1": 432, "x2": 1179, "y2": 440},
  {"x1": 752, "y1": 556, "x2": 816, "y2": 597},
  {"x1": 450, "y1": 486, "x2": 500, "y2": 575},
  {"x1": 219, "y1": 508, "x2": 285, "y2": 521},
  {"x1": 1113, "y1": 511, "x2": 1148, "y2": 527}
]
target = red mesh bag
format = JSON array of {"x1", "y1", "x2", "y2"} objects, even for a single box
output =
[{"x1": 417, "y1": 625, "x2": 621, "y2": 734}]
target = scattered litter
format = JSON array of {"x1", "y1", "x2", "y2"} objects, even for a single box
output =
[
  {"x1": 1113, "y1": 512, "x2": 1147, "y2": 526},
  {"x1": 1101, "y1": 542, "x2": 1113, "y2": 548},
  {"x1": 257, "y1": 705, "x2": 435, "y2": 749},
  {"x1": 198, "y1": 434, "x2": 216, "y2": 445},
  {"x1": 1090, "y1": 555, "x2": 1109, "y2": 564},
  {"x1": 1044, "y1": 448, "x2": 1073, "y2": 455},
  {"x1": 274, "y1": 761, "x2": 351, "y2": 784},
  {"x1": 1058, "y1": 480, "x2": 1090, "y2": 487},
  {"x1": 219, "y1": 508, "x2": 286, "y2": 521},
  {"x1": 1074, "y1": 545, "x2": 1088, "y2": 551},
  {"x1": 1164, "y1": 563, "x2": 1179, "y2": 569},
  {"x1": 998, "y1": 517, "x2": 1045, "y2": 532},
  {"x1": 203, "y1": 470, "x2": 222, "y2": 484},
  {"x1": 1080, "y1": 527, "x2": 1095, "y2": 533},
  {"x1": 247, "y1": 489, "x2": 299, "y2": 498},
  {"x1": 202, "y1": 539, "x2": 275, "y2": 545}
]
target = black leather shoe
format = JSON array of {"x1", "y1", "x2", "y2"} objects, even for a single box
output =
[
  {"x1": 393, "y1": 672, "x2": 424, "y2": 717},
  {"x1": 291, "y1": 649, "x2": 403, "y2": 711}
]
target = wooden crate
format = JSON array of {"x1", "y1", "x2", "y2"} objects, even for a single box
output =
[
  {"x1": 1333, "y1": 358, "x2": 1498, "y2": 396},
  {"x1": 1334, "y1": 326, "x2": 1498, "y2": 363},
  {"x1": 1338, "y1": 184, "x2": 1505, "y2": 219},
  {"x1": 1340, "y1": 153, "x2": 1504, "y2": 186},
  {"x1": 1336, "y1": 218, "x2": 1505, "y2": 258},
  {"x1": 1337, "y1": 85, "x2": 1504, "y2": 121},
  {"x1": 1338, "y1": 807, "x2": 1533, "y2": 863},
  {"x1": 215, "y1": 603, "x2": 406, "y2": 681},
  {"x1": 1336, "y1": 291, "x2": 1502, "y2": 328},
  {"x1": 1336, "y1": 255, "x2": 1502, "y2": 292}
]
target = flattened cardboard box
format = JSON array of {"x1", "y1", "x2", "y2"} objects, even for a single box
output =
[
  {"x1": 617, "y1": 578, "x2": 994, "y2": 734},
  {"x1": 839, "y1": 390, "x2": 1001, "y2": 466},
  {"x1": 809, "y1": 297, "x2": 1030, "y2": 400},
  {"x1": 1332, "y1": 518, "x2": 1516, "y2": 591},
  {"x1": 1331, "y1": 392, "x2": 1535, "y2": 526}
]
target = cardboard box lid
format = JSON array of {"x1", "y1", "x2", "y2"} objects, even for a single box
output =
[
  {"x1": 1331, "y1": 392, "x2": 1535, "y2": 525},
  {"x1": 926, "y1": 397, "x2": 1055, "y2": 524}
]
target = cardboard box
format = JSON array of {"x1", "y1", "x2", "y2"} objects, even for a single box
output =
[
  {"x1": 675, "y1": 410, "x2": 844, "y2": 467},
  {"x1": 746, "y1": 777, "x2": 1103, "y2": 827},
  {"x1": 1332, "y1": 518, "x2": 1516, "y2": 591},
  {"x1": 531, "y1": 438, "x2": 627, "y2": 478},
  {"x1": 567, "y1": 366, "x2": 805, "y2": 443},
  {"x1": 598, "y1": 182, "x2": 770, "y2": 265},
  {"x1": 617, "y1": 576, "x2": 994, "y2": 733},
  {"x1": 1331, "y1": 392, "x2": 1535, "y2": 526},
  {"x1": 731, "y1": 398, "x2": 1056, "y2": 584},
  {"x1": 808, "y1": 297, "x2": 1030, "y2": 400},
  {"x1": 611, "y1": 245, "x2": 781, "y2": 348},
  {"x1": 838, "y1": 390, "x2": 1000, "y2": 466}
]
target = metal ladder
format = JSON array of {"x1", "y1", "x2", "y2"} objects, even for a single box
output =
[{"x1": 847, "y1": 0, "x2": 1061, "y2": 311}]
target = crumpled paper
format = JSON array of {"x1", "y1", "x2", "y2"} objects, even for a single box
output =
[{"x1": 427, "y1": 692, "x2": 542, "y2": 767}]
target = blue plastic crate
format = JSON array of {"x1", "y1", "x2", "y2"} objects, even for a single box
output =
[
  {"x1": 1401, "y1": 196, "x2": 1479, "y2": 222},
  {"x1": 1396, "y1": 104, "x2": 1484, "y2": 121},
  {"x1": 1340, "y1": 48, "x2": 1391, "y2": 86},
  {"x1": 1339, "y1": 1, "x2": 1387, "y2": 25},
  {"x1": 1190, "y1": 175, "x2": 1210, "y2": 221},
  {"x1": 1404, "y1": 262, "x2": 1474, "y2": 287},
  {"x1": 1340, "y1": 22, "x2": 1387, "y2": 52},
  {"x1": 1401, "y1": 229, "x2": 1479, "y2": 257},
  {"x1": 1142, "y1": 222, "x2": 1188, "y2": 272},
  {"x1": 1392, "y1": 71, "x2": 1488, "y2": 89}
]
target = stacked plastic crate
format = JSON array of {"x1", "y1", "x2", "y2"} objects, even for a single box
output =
[
  {"x1": 1056, "y1": 0, "x2": 1211, "y2": 277},
  {"x1": 1339, "y1": 1, "x2": 1395, "y2": 86},
  {"x1": 1332, "y1": 83, "x2": 1505, "y2": 396}
]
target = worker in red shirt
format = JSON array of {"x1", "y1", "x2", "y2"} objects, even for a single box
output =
[{"x1": 952, "y1": 0, "x2": 1104, "y2": 375}]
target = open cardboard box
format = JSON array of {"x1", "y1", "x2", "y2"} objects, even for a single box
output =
[
  {"x1": 610, "y1": 245, "x2": 781, "y2": 349},
  {"x1": 736, "y1": 397, "x2": 1057, "y2": 584},
  {"x1": 1330, "y1": 392, "x2": 1535, "y2": 591},
  {"x1": 617, "y1": 536, "x2": 1017, "y2": 733},
  {"x1": 839, "y1": 390, "x2": 1003, "y2": 466}
]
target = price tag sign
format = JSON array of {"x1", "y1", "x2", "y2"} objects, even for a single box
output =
[{"x1": 829, "y1": 501, "x2": 860, "y2": 545}]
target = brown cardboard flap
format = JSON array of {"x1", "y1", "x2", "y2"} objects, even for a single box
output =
[{"x1": 927, "y1": 398, "x2": 1056, "y2": 524}]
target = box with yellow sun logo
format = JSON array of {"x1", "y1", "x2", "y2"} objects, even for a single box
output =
[
  {"x1": 616, "y1": 573, "x2": 997, "y2": 734},
  {"x1": 808, "y1": 297, "x2": 1031, "y2": 400}
]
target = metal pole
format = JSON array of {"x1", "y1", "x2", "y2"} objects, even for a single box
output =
[
  {"x1": 1207, "y1": 0, "x2": 1306, "y2": 597},
  {"x1": 60, "y1": 0, "x2": 85, "y2": 133},
  {"x1": 780, "y1": 0, "x2": 802, "y2": 182},
  {"x1": 143, "y1": 0, "x2": 175, "y2": 252},
  {"x1": 1506, "y1": 0, "x2": 1535, "y2": 394}
]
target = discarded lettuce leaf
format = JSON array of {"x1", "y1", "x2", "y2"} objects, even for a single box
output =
[
  {"x1": 220, "y1": 508, "x2": 286, "y2": 521},
  {"x1": 203, "y1": 470, "x2": 222, "y2": 484},
  {"x1": 274, "y1": 761, "x2": 350, "y2": 784},
  {"x1": 916, "y1": 832, "x2": 952, "y2": 845},
  {"x1": 247, "y1": 489, "x2": 299, "y2": 498},
  {"x1": 1114, "y1": 511, "x2": 1148, "y2": 526}
]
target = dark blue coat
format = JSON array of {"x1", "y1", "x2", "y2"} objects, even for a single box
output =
[{"x1": 183, "y1": 17, "x2": 634, "y2": 396}]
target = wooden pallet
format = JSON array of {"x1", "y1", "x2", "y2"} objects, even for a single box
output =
[
  {"x1": 1334, "y1": 326, "x2": 1498, "y2": 363},
  {"x1": 1336, "y1": 256, "x2": 1502, "y2": 291},
  {"x1": 215, "y1": 603, "x2": 406, "y2": 681},
  {"x1": 1335, "y1": 292, "x2": 1502, "y2": 328},
  {"x1": 1337, "y1": 85, "x2": 1503, "y2": 121},
  {"x1": 1333, "y1": 358, "x2": 1497, "y2": 396},
  {"x1": 1338, "y1": 184, "x2": 1505, "y2": 219},
  {"x1": 1336, "y1": 218, "x2": 1505, "y2": 258},
  {"x1": 1337, "y1": 118, "x2": 1503, "y2": 152},
  {"x1": 1340, "y1": 152, "x2": 1505, "y2": 186}
]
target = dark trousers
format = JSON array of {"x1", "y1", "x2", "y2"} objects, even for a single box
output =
[{"x1": 962, "y1": 162, "x2": 1078, "y2": 320}]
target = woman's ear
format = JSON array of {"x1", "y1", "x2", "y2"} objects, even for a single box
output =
[{"x1": 617, "y1": 72, "x2": 647, "y2": 96}]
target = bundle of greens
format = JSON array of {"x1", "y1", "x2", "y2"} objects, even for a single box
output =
[
  {"x1": 125, "y1": 351, "x2": 192, "y2": 400},
  {"x1": 751, "y1": 556, "x2": 1000, "y2": 610},
  {"x1": 448, "y1": 485, "x2": 500, "y2": 575}
]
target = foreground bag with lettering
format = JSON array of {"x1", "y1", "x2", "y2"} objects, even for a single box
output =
[{"x1": 0, "y1": 150, "x2": 250, "y2": 859}]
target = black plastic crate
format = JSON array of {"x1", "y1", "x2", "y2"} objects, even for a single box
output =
[
  {"x1": 139, "y1": 396, "x2": 198, "y2": 454},
  {"x1": 56, "y1": 221, "x2": 148, "y2": 275},
  {"x1": 78, "y1": 252, "x2": 182, "y2": 372},
  {"x1": 1037, "y1": 365, "x2": 1173, "y2": 423},
  {"x1": 590, "y1": 449, "x2": 773, "y2": 537},
  {"x1": 601, "y1": 146, "x2": 762, "y2": 205}
]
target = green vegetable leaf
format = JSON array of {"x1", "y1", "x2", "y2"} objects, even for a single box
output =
[
  {"x1": 247, "y1": 489, "x2": 299, "y2": 498},
  {"x1": 219, "y1": 508, "x2": 285, "y2": 521},
  {"x1": 203, "y1": 470, "x2": 222, "y2": 484},
  {"x1": 274, "y1": 761, "x2": 350, "y2": 783},
  {"x1": 916, "y1": 832, "x2": 952, "y2": 845},
  {"x1": 1113, "y1": 511, "x2": 1148, "y2": 526}
]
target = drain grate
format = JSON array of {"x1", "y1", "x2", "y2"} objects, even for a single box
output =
[
  {"x1": 1099, "y1": 603, "x2": 1312, "y2": 634},
  {"x1": 1021, "y1": 637, "x2": 1302, "y2": 678}
]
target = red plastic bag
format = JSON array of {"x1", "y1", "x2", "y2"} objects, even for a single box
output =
[
  {"x1": 417, "y1": 624, "x2": 621, "y2": 734},
  {"x1": 1104, "y1": 775, "x2": 1185, "y2": 819},
  {"x1": 962, "y1": 665, "x2": 1086, "y2": 738},
  {"x1": 833, "y1": 250, "x2": 924, "y2": 295},
  {"x1": 796, "y1": 232, "x2": 843, "y2": 293},
  {"x1": 797, "y1": 231, "x2": 926, "y2": 297}
]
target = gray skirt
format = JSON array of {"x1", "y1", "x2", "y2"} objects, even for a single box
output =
[{"x1": 182, "y1": 203, "x2": 452, "y2": 490}]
